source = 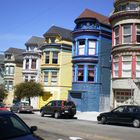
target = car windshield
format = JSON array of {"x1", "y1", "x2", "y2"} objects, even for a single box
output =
[{"x1": 0, "y1": 114, "x2": 31, "y2": 139}]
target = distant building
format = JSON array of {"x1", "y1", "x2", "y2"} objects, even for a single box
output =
[
  {"x1": 0, "y1": 54, "x2": 4, "y2": 85},
  {"x1": 39, "y1": 26, "x2": 72, "y2": 107},
  {"x1": 23, "y1": 36, "x2": 45, "y2": 109},
  {"x1": 109, "y1": 0, "x2": 140, "y2": 108},
  {"x1": 4, "y1": 47, "x2": 25, "y2": 105},
  {"x1": 69, "y1": 9, "x2": 112, "y2": 112}
]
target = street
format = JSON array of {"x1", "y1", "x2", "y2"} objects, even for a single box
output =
[{"x1": 18, "y1": 113, "x2": 140, "y2": 140}]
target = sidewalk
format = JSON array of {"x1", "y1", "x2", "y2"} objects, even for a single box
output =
[{"x1": 34, "y1": 111, "x2": 100, "y2": 122}]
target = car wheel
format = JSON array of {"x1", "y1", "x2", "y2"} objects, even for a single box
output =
[
  {"x1": 54, "y1": 111, "x2": 60, "y2": 119},
  {"x1": 133, "y1": 119, "x2": 140, "y2": 128},
  {"x1": 41, "y1": 110, "x2": 44, "y2": 117},
  {"x1": 100, "y1": 116, "x2": 106, "y2": 124}
]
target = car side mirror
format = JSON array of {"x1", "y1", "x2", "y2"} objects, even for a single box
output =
[{"x1": 30, "y1": 126, "x2": 38, "y2": 132}]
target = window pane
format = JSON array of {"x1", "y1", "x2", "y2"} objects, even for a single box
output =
[
  {"x1": 78, "y1": 40, "x2": 85, "y2": 55},
  {"x1": 77, "y1": 65, "x2": 84, "y2": 81},
  {"x1": 89, "y1": 41, "x2": 96, "y2": 55},
  {"x1": 31, "y1": 59, "x2": 36, "y2": 69},
  {"x1": 51, "y1": 72, "x2": 57, "y2": 85},
  {"x1": 44, "y1": 72, "x2": 48, "y2": 85},
  {"x1": 45, "y1": 52, "x2": 49, "y2": 64},
  {"x1": 26, "y1": 59, "x2": 29, "y2": 69},
  {"x1": 88, "y1": 65, "x2": 95, "y2": 82},
  {"x1": 52, "y1": 52, "x2": 58, "y2": 64}
]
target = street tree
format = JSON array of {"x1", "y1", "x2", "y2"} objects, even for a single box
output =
[
  {"x1": 0, "y1": 84, "x2": 7, "y2": 102},
  {"x1": 14, "y1": 81, "x2": 44, "y2": 104}
]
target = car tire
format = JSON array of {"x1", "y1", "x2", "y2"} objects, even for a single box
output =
[
  {"x1": 133, "y1": 119, "x2": 140, "y2": 128},
  {"x1": 54, "y1": 111, "x2": 60, "y2": 119},
  {"x1": 100, "y1": 116, "x2": 106, "y2": 124},
  {"x1": 41, "y1": 110, "x2": 44, "y2": 117}
]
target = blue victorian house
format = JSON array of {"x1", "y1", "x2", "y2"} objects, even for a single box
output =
[{"x1": 69, "y1": 9, "x2": 112, "y2": 112}]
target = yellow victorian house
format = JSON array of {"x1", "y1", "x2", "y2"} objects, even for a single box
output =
[
  {"x1": 39, "y1": 26, "x2": 72, "y2": 107},
  {"x1": 3, "y1": 48, "x2": 25, "y2": 105}
]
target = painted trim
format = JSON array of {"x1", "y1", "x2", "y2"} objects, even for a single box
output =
[
  {"x1": 132, "y1": 23, "x2": 136, "y2": 44},
  {"x1": 132, "y1": 54, "x2": 136, "y2": 79},
  {"x1": 112, "y1": 58, "x2": 114, "y2": 78},
  {"x1": 118, "y1": 55, "x2": 122, "y2": 77},
  {"x1": 119, "y1": 25, "x2": 122, "y2": 45},
  {"x1": 112, "y1": 29, "x2": 114, "y2": 47}
]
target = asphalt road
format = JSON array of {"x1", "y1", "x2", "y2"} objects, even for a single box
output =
[{"x1": 18, "y1": 113, "x2": 140, "y2": 140}]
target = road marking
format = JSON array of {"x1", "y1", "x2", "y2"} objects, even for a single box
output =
[
  {"x1": 69, "y1": 137, "x2": 83, "y2": 140},
  {"x1": 94, "y1": 134, "x2": 121, "y2": 140}
]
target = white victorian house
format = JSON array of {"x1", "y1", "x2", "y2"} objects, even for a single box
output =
[{"x1": 22, "y1": 36, "x2": 45, "y2": 109}]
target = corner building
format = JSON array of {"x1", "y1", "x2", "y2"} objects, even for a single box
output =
[
  {"x1": 109, "y1": 0, "x2": 140, "y2": 108},
  {"x1": 69, "y1": 9, "x2": 112, "y2": 112}
]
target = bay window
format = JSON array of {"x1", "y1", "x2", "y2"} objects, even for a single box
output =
[{"x1": 31, "y1": 59, "x2": 36, "y2": 69}]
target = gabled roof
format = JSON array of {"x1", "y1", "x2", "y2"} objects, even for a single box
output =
[
  {"x1": 5, "y1": 47, "x2": 25, "y2": 63},
  {"x1": 75, "y1": 9, "x2": 110, "y2": 25},
  {"x1": 25, "y1": 36, "x2": 45, "y2": 46},
  {"x1": 43, "y1": 26, "x2": 72, "y2": 41}
]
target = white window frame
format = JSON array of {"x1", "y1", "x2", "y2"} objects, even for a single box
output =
[
  {"x1": 136, "y1": 56, "x2": 140, "y2": 78},
  {"x1": 88, "y1": 40, "x2": 96, "y2": 55},
  {"x1": 51, "y1": 71, "x2": 58, "y2": 86},
  {"x1": 136, "y1": 24, "x2": 140, "y2": 43},
  {"x1": 113, "y1": 56, "x2": 119, "y2": 77},
  {"x1": 78, "y1": 40, "x2": 85, "y2": 55},
  {"x1": 114, "y1": 27, "x2": 119, "y2": 45},
  {"x1": 122, "y1": 56, "x2": 132, "y2": 77},
  {"x1": 123, "y1": 25, "x2": 132, "y2": 44}
]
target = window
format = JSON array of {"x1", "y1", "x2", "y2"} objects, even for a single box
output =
[
  {"x1": 24, "y1": 76, "x2": 28, "y2": 82},
  {"x1": 30, "y1": 76, "x2": 36, "y2": 82},
  {"x1": 44, "y1": 72, "x2": 48, "y2": 85},
  {"x1": 78, "y1": 40, "x2": 85, "y2": 55},
  {"x1": 73, "y1": 41, "x2": 76, "y2": 56},
  {"x1": 5, "y1": 54, "x2": 12, "y2": 60},
  {"x1": 114, "y1": 27, "x2": 119, "y2": 45},
  {"x1": 136, "y1": 56, "x2": 140, "y2": 78},
  {"x1": 88, "y1": 65, "x2": 95, "y2": 82},
  {"x1": 31, "y1": 59, "x2": 36, "y2": 69},
  {"x1": 88, "y1": 40, "x2": 96, "y2": 55},
  {"x1": 51, "y1": 72, "x2": 57, "y2": 85},
  {"x1": 52, "y1": 52, "x2": 58, "y2": 64},
  {"x1": 5, "y1": 81, "x2": 13, "y2": 91},
  {"x1": 113, "y1": 56, "x2": 119, "y2": 77},
  {"x1": 136, "y1": 25, "x2": 140, "y2": 43},
  {"x1": 122, "y1": 56, "x2": 132, "y2": 77},
  {"x1": 5, "y1": 66, "x2": 14, "y2": 75},
  {"x1": 123, "y1": 25, "x2": 131, "y2": 43},
  {"x1": 77, "y1": 65, "x2": 84, "y2": 82},
  {"x1": 25, "y1": 59, "x2": 29, "y2": 69},
  {"x1": 45, "y1": 52, "x2": 50, "y2": 64}
]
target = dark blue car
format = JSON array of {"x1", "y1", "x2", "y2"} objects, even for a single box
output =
[{"x1": 0, "y1": 111, "x2": 39, "y2": 140}]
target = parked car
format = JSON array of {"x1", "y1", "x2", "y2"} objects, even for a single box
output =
[
  {"x1": 97, "y1": 105, "x2": 140, "y2": 128},
  {"x1": 10, "y1": 102, "x2": 33, "y2": 113},
  {"x1": 40, "y1": 100, "x2": 76, "y2": 119},
  {"x1": 0, "y1": 111, "x2": 38, "y2": 140},
  {"x1": 0, "y1": 103, "x2": 8, "y2": 111}
]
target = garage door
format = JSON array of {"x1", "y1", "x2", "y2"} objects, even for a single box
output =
[{"x1": 114, "y1": 90, "x2": 133, "y2": 108}]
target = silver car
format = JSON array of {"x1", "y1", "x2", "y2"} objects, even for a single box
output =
[{"x1": 10, "y1": 102, "x2": 33, "y2": 113}]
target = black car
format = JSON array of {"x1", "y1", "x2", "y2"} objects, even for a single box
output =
[
  {"x1": 40, "y1": 100, "x2": 76, "y2": 119},
  {"x1": 97, "y1": 105, "x2": 140, "y2": 128},
  {"x1": 0, "y1": 111, "x2": 38, "y2": 140}
]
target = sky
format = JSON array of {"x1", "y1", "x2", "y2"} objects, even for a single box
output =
[{"x1": 0, "y1": 0, "x2": 114, "y2": 53}]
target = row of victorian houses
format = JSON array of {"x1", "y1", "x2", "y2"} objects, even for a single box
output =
[{"x1": 1, "y1": 0, "x2": 140, "y2": 112}]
